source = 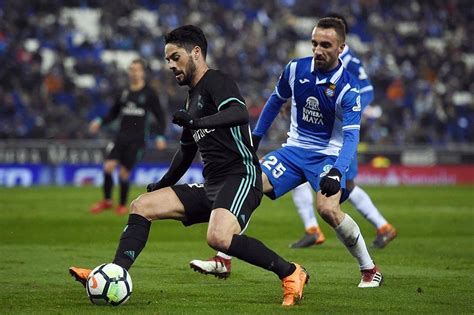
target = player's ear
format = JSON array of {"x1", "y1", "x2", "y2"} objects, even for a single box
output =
[
  {"x1": 193, "y1": 46, "x2": 200, "y2": 60},
  {"x1": 338, "y1": 43, "x2": 345, "y2": 55}
]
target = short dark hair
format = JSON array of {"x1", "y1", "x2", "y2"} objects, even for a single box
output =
[
  {"x1": 317, "y1": 17, "x2": 346, "y2": 42},
  {"x1": 325, "y1": 13, "x2": 349, "y2": 34},
  {"x1": 131, "y1": 58, "x2": 147, "y2": 70},
  {"x1": 164, "y1": 25, "x2": 208, "y2": 59}
]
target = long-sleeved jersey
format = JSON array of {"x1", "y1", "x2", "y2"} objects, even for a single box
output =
[
  {"x1": 101, "y1": 85, "x2": 166, "y2": 144},
  {"x1": 254, "y1": 57, "x2": 361, "y2": 174},
  {"x1": 340, "y1": 44, "x2": 374, "y2": 109}
]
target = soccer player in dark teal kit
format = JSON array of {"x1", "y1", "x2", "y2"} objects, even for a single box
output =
[
  {"x1": 70, "y1": 25, "x2": 309, "y2": 307},
  {"x1": 89, "y1": 59, "x2": 167, "y2": 215}
]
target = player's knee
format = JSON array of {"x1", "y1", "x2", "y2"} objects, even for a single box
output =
[
  {"x1": 206, "y1": 229, "x2": 231, "y2": 252},
  {"x1": 317, "y1": 203, "x2": 341, "y2": 226},
  {"x1": 130, "y1": 195, "x2": 150, "y2": 218},
  {"x1": 104, "y1": 162, "x2": 116, "y2": 173}
]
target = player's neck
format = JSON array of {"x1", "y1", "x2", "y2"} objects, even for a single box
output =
[
  {"x1": 130, "y1": 81, "x2": 145, "y2": 91},
  {"x1": 190, "y1": 64, "x2": 209, "y2": 88}
]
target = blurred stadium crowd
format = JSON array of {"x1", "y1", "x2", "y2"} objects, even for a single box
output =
[{"x1": 0, "y1": 0, "x2": 472, "y2": 145}]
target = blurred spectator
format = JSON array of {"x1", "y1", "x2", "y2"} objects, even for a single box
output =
[{"x1": 0, "y1": 0, "x2": 472, "y2": 145}]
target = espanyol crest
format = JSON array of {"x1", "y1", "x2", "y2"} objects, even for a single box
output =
[{"x1": 325, "y1": 84, "x2": 336, "y2": 97}]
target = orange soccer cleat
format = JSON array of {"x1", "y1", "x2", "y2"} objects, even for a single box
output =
[
  {"x1": 372, "y1": 223, "x2": 397, "y2": 249},
  {"x1": 281, "y1": 263, "x2": 309, "y2": 306},
  {"x1": 69, "y1": 266, "x2": 92, "y2": 288},
  {"x1": 290, "y1": 226, "x2": 326, "y2": 248}
]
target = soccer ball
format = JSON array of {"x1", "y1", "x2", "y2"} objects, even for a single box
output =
[{"x1": 86, "y1": 263, "x2": 133, "y2": 306}]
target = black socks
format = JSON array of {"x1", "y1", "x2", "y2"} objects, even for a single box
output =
[
  {"x1": 119, "y1": 179, "x2": 130, "y2": 206},
  {"x1": 227, "y1": 234, "x2": 296, "y2": 279},
  {"x1": 113, "y1": 214, "x2": 151, "y2": 270},
  {"x1": 104, "y1": 172, "x2": 113, "y2": 200}
]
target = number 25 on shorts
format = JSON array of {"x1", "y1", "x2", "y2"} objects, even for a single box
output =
[{"x1": 262, "y1": 156, "x2": 286, "y2": 179}]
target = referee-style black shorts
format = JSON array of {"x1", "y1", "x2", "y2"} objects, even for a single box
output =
[
  {"x1": 105, "y1": 142, "x2": 144, "y2": 170},
  {"x1": 171, "y1": 175, "x2": 263, "y2": 229}
]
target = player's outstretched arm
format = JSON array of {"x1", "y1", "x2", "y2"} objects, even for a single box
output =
[
  {"x1": 171, "y1": 103, "x2": 248, "y2": 129},
  {"x1": 147, "y1": 132, "x2": 197, "y2": 192}
]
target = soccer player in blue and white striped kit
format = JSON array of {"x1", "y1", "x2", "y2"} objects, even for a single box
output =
[
  {"x1": 289, "y1": 14, "x2": 397, "y2": 249},
  {"x1": 191, "y1": 17, "x2": 383, "y2": 288}
]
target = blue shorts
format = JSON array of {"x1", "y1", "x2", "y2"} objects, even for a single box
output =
[{"x1": 261, "y1": 146, "x2": 346, "y2": 200}]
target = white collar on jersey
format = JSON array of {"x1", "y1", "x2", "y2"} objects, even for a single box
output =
[
  {"x1": 341, "y1": 44, "x2": 350, "y2": 56},
  {"x1": 312, "y1": 59, "x2": 344, "y2": 85}
]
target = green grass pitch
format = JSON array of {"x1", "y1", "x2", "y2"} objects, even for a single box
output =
[{"x1": 0, "y1": 185, "x2": 473, "y2": 314}]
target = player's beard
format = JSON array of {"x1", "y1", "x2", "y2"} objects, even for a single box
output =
[
  {"x1": 314, "y1": 55, "x2": 338, "y2": 72},
  {"x1": 177, "y1": 58, "x2": 197, "y2": 86}
]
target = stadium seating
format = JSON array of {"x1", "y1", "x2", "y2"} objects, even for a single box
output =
[{"x1": 0, "y1": 0, "x2": 472, "y2": 144}]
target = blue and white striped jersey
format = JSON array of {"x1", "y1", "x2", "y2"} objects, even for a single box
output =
[
  {"x1": 254, "y1": 57, "x2": 361, "y2": 174},
  {"x1": 340, "y1": 45, "x2": 374, "y2": 110}
]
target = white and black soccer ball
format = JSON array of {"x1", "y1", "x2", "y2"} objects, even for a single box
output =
[{"x1": 86, "y1": 263, "x2": 133, "y2": 306}]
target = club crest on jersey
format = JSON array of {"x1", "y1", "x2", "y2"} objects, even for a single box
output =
[
  {"x1": 303, "y1": 96, "x2": 324, "y2": 125},
  {"x1": 120, "y1": 90, "x2": 129, "y2": 102},
  {"x1": 197, "y1": 95, "x2": 204, "y2": 110},
  {"x1": 138, "y1": 94, "x2": 145, "y2": 104},
  {"x1": 325, "y1": 84, "x2": 336, "y2": 97}
]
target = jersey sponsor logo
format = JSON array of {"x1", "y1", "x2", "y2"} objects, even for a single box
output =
[
  {"x1": 299, "y1": 78, "x2": 310, "y2": 84},
  {"x1": 192, "y1": 129, "x2": 215, "y2": 143},
  {"x1": 302, "y1": 96, "x2": 324, "y2": 125},
  {"x1": 122, "y1": 101, "x2": 146, "y2": 116},
  {"x1": 187, "y1": 183, "x2": 204, "y2": 188},
  {"x1": 325, "y1": 84, "x2": 336, "y2": 97},
  {"x1": 352, "y1": 95, "x2": 362, "y2": 112}
]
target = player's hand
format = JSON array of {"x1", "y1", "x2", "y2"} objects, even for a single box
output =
[
  {"x1": 172, "y1": 110, "x2": 194, "y2": 128},
  {"x1": 319, "y1": 168, "x2": 342, "y2": 197},
  {"x1": 146, "y1": 181, "x2": 165, "y2": 192},
  {"x1": 252, "y1": 134, "x2": 262, "y2": 152}
]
